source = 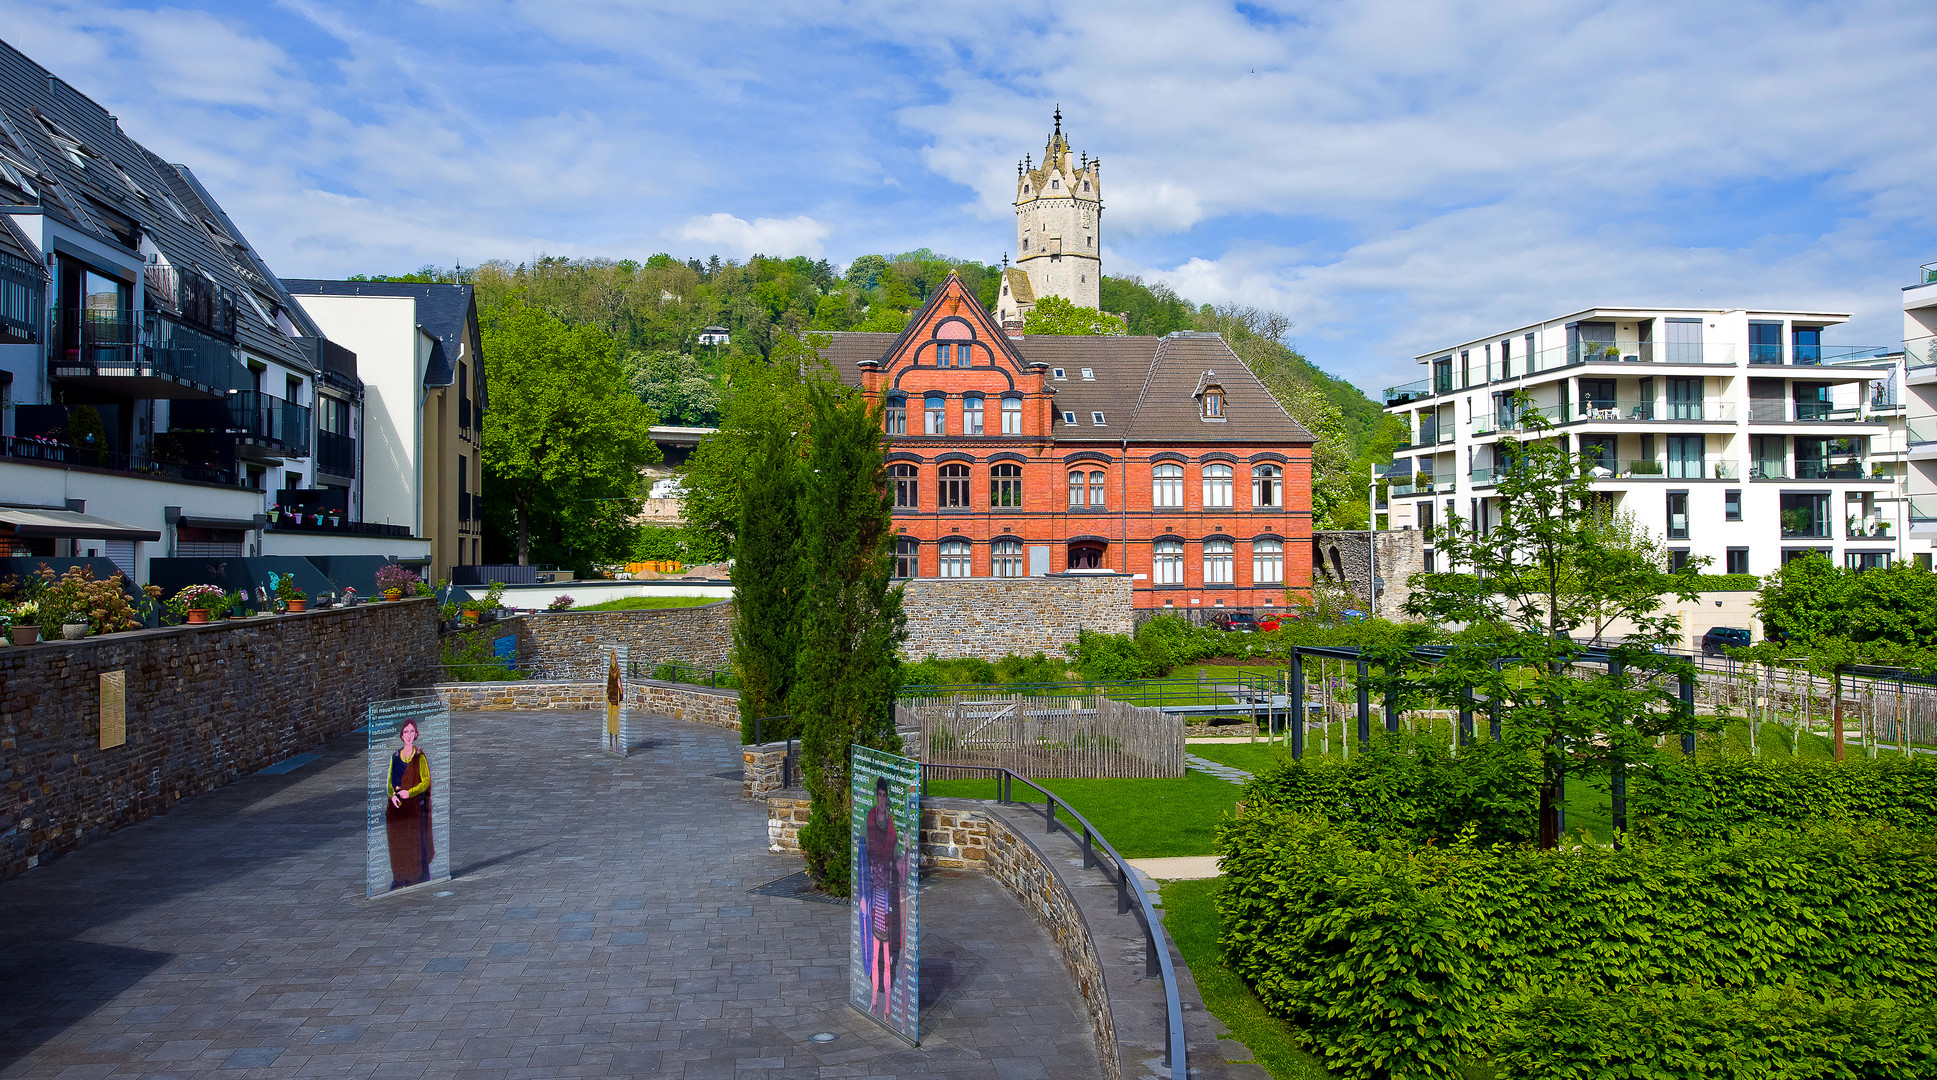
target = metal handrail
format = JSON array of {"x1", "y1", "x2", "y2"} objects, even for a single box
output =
[{"x1": 919, "y1": 762, "x2": 1187, "y2": 1080}]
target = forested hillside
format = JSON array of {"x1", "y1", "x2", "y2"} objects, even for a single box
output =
[{"x1": 354, "y1": 254, "x2": 1399, "y2": 568}]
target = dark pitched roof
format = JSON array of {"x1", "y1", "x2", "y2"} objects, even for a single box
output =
[
  {"x1": 280, "y1": 279, "x2": 480, "y2": 391},
  {"x1": 824, "y1": 329, "x2": 1312, "y2": 445},
  {"x1": 0, "y1": 40, "x2": 321, "y2": 374}
]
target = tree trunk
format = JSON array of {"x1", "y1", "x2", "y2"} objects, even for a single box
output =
[
  {"x1": 1538, "y1": 778, "x2": 1562, "y2": 849},
  {"x1": 515, "y1": 485, "x2": 532, "y2": 566}
]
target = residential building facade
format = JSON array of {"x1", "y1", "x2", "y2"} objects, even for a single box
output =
[
  {"x1": 281, "y1": 281, "x2": 485, "y2": 580},
  {"x1": 828, "y1": 274, "x2": 1315, "y2": 611},
  {"x1": 0, "y1": 41, "x2": 418, "y2": 583},
  {"x1": 1380, "y1": 306, "x2": 1902, "y2": 576},
  {"x1": 1904, "y1": 261, "x2": 1937, "y2": 564}
]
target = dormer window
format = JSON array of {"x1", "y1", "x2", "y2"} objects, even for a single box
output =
[
  {"x1": 1080, "y1": 368, "x2": 1094, "y2": 380},
  {"x1": 1091, "y1": 411, "x2": 1106, "y2": 426},
  {"x1": 1062, "y1": 410, "x2": 1077, "y2": 425},
  {"x1": 1051, "y1": 368, "x2": 1066, "y2": 379},
  {"x1": 1203, "y1": 387, "x2": 1225, "y2": 419}
]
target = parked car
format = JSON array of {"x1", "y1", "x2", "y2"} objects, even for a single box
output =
[
  {"x1": 1212, "y1": 612, "x2": 1258, "y2": 633},
  {"x1": 1258, "y1": 615, "x2": 1284, "y2": 632},
  {"x1": 1702, "y1": 626, "x2": 1752, "y2": 657}
]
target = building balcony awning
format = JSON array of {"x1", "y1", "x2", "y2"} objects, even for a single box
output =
[{"x1": 0, "y1": 505, "x2": 161, "y2": 541}]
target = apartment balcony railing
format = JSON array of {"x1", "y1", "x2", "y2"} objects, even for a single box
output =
[
  {"x1": 1909, "y1": 418, "x2": 1937, "y2": 451},
  {"x1": 1907, "y1": 334, "x2": 1937, "y2": 374},
  {"x1": 1920, "y1": 262, "x2": 1937, "y2": 287},
  {"x1": 1389, "y1": 476, "x2": 1455, "y2": 497},
  {"x1": 1748, "y1": 401, "x2": 1883, "y2": 424},
  {"x1": 172, "y1": 390, "x2": 312, "y2": 457},
  {"x1": 1581, "y1": 459, "x2": 1739, "y2": 480},
  {"x1": 1796, "y1": 459, "x2": 1871, "y2": 480},
  {"x1": 460, "y1": 491, "x2": 474, "y2": 522},
  {"x1": 1384, "y1": 378, "x2": 1433, "y2": 407},
  {"x1": 1569, "y1": 400, "x2": 1739, "y2": 423},
  {"x1": 1, "y1": 248, "x2": 43, "y2": 343},
  {"x1": 1848, "y1": 517, "x2": 1895, "y2": 540},
  {"x1": 1910, "y1": 497, "x2": 1937, "y2": 526},
  {"x1": 0, "y1": 432, "x2": 238, "y2": 486},
  {"x1": 317, "y1": 429, "x2": 356, "y2": 477},
  {"x1": 1472, "y1": 404, "x2": 1565, "y2": 435},
  {"x1": 266, "y1": 515, "x2": 413, "y2": 538},
  {"x1": 50, "y1": 308, "x2": 239, "y2": 395},
  {"x1": 1506, "y1": 341, "x2": 1739, "y2": 378}
]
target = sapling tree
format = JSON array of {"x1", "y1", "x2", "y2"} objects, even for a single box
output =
[
  {"x1": 731, "y1": 424, "x2": 803, "y2": 742},
  {"x1": 1404, "y1": 394, "x2": 1707, "y2": 847}
]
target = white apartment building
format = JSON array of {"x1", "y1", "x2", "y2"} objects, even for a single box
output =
[
  {"x1": 1904, "y1": 262, "x2": 1937, "y2": 564},
  {"x1": 1379, "y1": 307, "x2": 1902, "y2": 577}
]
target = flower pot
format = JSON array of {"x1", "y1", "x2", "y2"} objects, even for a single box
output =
[
  {"x1": 62, "y1": 622, "x2": 89, "y2": 640},
  {"x1": 462, "y1": 610, "x2": 480, "y2": 625},
  {"x1": 186, "y1": 609, "x2": 211, "y2": 624},
  {"x1": 385, "y1": 590, "x2": 403, "y2": 602},
  {"x1": 287, "y1": 599, "x2": 308, "y2": 613},
  {"x1": 10, "y1": 625, "x2": 38, "y2": 646}
]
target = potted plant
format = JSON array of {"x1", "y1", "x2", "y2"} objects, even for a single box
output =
[
  {"x1": 275, "y1": 576, "x2": 308, "y2": 613},
  {"x1": 168, "y1": 584, "x2": 227, "y2": 624},
  {"x1": 342, "y1": 586, "x2": 359, "y2": 607},
  {"x1": 548, "y1": 594, "x2": 575, "y2": 611},
  {"x1": 376, "y1": 563, "x2": 420, "y2": 601},
  {"x1": 227, "y1": 591, "x2": 251, "y2": 619},
  {"x1": 9, "y1": 602, "x2": 38, "y2": 645}
]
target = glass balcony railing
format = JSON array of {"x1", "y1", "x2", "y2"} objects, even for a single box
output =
[
  {"x1": 1472, "y1": 404, "x2": 1565, "y2": 434},
  {"x1": 0, "y1": 432, "x2": 238, "y2": 485},
  {"x1": 1910, "y1": 497, "x2": 1937, "y2": 525},
  {"x1": 1848, "y1": 517, "x2": 1894, "y2": 540},
  {"x1": 317, "y1": 429, "x2": 356, "y2": 477},
  {"x1": 1570, "y1": 399, "x2": 1737, "y2": 423},
  {"x1": 172, "y1": 391, "x2": 312, "y2": 457},
  {"x1": 1907, "y1": 334, "x2": 1937, "y2": 374},
  {"x1": 1920, "y1": 261, "x2": 1937, "y2": 286},
  {"x1": 1796, "y1": 459, "x2": 1870, "y2": 480},
  {"x1": 1384, "y1": 378, "x2": 1433, "y2": 406}
]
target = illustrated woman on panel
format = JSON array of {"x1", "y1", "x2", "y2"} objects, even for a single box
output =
[
  {"x1": 385, "y1": 718, "x2": 434, "y2": 889},
  {"x1": 861, "y1": 775, "x2": 905, "y2": 1017}
]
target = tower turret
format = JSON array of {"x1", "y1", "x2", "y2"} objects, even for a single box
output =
[{"x1": 1005, "y1": 107, "x2": 1101, "y2": 324}]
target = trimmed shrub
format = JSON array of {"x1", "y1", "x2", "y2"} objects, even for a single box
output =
[
  {"x1": 1631, "y1": 754, "x2": 1937, "y2": 839},
  {"x1": 1241, "y1": 734, "x2": 1539, "y2": 847}
]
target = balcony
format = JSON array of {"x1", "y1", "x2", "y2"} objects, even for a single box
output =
[
  {"x1": 49, "y1": 308, "x2": 236, "y2": 399},
  {"x1": 459, "y1": 396, "x2": 473, "y2": 440},
  {"x1": 1920, "y1": 262, "x2": 1937, "y2": 287},
  {"x1": 1848, "y1": 517, "x2": 1894, "y2": 540},
  {"x1": 172, "y1": 390, "x2": 312, "y2": 459},
  {"x1": 1570, "y1": 399, "x2": 1738, "y2": 424},
  {"x1": 1911, "y1": 497, "x2": 1937, "y2": 528},
  {"x1": 1907, "y1": 334, "x2": 1937, "y2": 376},
  {"x1": 1389, "y1": 475, "x2": 1454, "y2": 497},
  {"x1": 317, "y1": 429, "x2": 356, "y2": 478},
  {"x1": 1780, "y1": 494, "x2": 1832, "y2": 539},
  {"x1": 1581, "y1": 459, "x2": 1739, "y2": 481},
  {"x1": 266, "y1": 514, "x2": 413, "y2": 538},
  {"x1": 1796, "y1": 458, "x2": 1871, "y2": 480},
  {"x1": 1510, "y1": 341, "x2": 1737, "y2": 377},
  {"x1": 0, "y1": 432, "x2": 238, "y2": 486},
  {"x1": 1473, "y1": 403, "x2": 1566, "y2": 435},
  {"x1": 1, "y1": 248, "x2": 43, "y2": 344},
  {"x1": 1385, "y1": 378, "x2": 1433, "y2": 407}
]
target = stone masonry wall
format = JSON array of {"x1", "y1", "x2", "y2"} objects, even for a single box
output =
[
  {"x1": 1312, "y1": 529, "x2": 1425, "y2": 621},
  {"x1": 901, "y1": 575, "x2": 1133, "y2": 661},
  {"x1": 0, "y1": 598, "x2": 442, "y2": 881},
  {"x1": 762, "y1": 796, "x2": 1117, "y2": 1080},
  {"x1": 430, "y1": 679, "x2": 738, "y2": 733},
  {"x1": 519, "y1": 602, "x2": 733, "y2": 675}
]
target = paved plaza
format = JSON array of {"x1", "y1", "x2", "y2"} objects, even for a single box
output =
[{"x1": 0, "y1": 709, "x2": 1107, "y2": 1079}]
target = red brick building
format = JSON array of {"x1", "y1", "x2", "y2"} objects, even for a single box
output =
[{"x1": 825, "y1": 275, "x2": 1315, "y2": 611}]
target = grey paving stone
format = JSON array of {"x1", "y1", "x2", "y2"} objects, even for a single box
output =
[{"x1": 0, "y1": 710, "x2": 1106, "y2": 1080}]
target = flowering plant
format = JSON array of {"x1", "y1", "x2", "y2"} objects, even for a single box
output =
[
  {"x1": 547, "y1": 595, "x2": 575, "y2": 611},
  {"x1": 168, "y1": 584, "x2": 227, "y2": 619},
  {"x1": 274, "y1": 576, "x2": 306, "y2": 601},
  {"x1": 375, "y1": 564, "x2": 421, "y2": 593}
]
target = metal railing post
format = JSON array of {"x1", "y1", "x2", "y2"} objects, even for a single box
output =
[
  {"x1": 1357, "y1": 660, "x2": 1370, "y2": 745},
  {"x1": 1289, "y1": 650, "x2": 1305, "y2": 760},
  {"x1": 1680, "y1": 673, "x2": 1697, "y2": 755}
]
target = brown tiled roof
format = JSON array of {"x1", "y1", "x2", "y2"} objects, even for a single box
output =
[
  {"x1": 823, "y1": 329, "x2": 1312, "y2": 446},
  {"x1": 1002, "y1": 267, "x2": 1035, "y2": 304}
]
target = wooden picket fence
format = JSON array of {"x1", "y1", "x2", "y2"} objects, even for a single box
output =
[{"x1": 897, "y1": 692, "x2": 1185, "y2": 779}]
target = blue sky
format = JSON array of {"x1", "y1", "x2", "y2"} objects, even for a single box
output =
[{"x1": 7, "y1": 0, "x2": 1935, "y2": 395}]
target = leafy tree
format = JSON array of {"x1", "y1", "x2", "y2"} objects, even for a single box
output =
[
  {"x1": 479, "y1": 299, "x2": 661, "y2": 565},
  {"x1": 679, "y1": 333, "x2": 833, "y2": 562},
  {"x1": 1022, "y1": 294, "x2": 1128, "y2": 335},
  {"x1": 790, "y1": 381, "x2": 907, "y2": 891},
  {"x1": 733, "y1": 426, "x2": 805, "y2": 743},
  {"x1": 1405, "y1": 399, "x2": 1705, "y2": 847},
  {"x1": 1100, "y1": 275, "x2": 1196, "y2": 336},
  {"x1": 844, "y1": 254, "x2": 887, "y2": 290},
  {"x1": 627, "y1": 349, "x2": 721, "y2": 426}
]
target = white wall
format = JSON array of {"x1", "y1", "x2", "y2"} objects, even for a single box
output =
[
  {"x1": 1, "y1": 460, "x2": 264, "y2": 583},
  {"x1": 287, "y1": 294, "x2": 421, "y2": 532},
  {"x1": 260, "y1": 532, "x2": 432, "y2": 560}
]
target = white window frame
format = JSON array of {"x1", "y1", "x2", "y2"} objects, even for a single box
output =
[
  {"x1": 924, "y1": 394, "x2": 946, "y2": 435},
  {"x1": 1001, "y1": 395, "x2": 1023, "y2": 434},
  {"x1": 993, "y1": 538, "x2": 1023, "y2": 578},
  {"x1": 939, "y1": 538, "x2": 972, "y2": 577},
  {"x1": 1154, "y1": 539, "x2": 1184, "y2": 584},
  {"x1": 1153, "y1": 463, "x2": 1184, "y2": 508},
  {"x1": 1253, "y1": 539, "x2": 1283, "y2": 584},
  {"x1": 1252, "y1": 463, "x2": 1282, "y2": 508},
  {"x1": 964, "y1": 393, "x2": 985, "y2": 436},
  {"x1": 1203, "y1": 463, "x2": 1233, "y2": 508},
  {"x1": 1204, "y1": 539, "x2": 1234, "y2": 584}
]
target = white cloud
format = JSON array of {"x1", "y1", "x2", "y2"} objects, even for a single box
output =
[{"x1": 668, "y1": 213, "x2": 831, "y2": 260}]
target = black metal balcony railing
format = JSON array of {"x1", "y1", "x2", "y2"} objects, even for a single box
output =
[
  {"x1": 1, "y1": 249, "x2": 43, "y2": 343},
  {"x1": 174, "y1": 390, "x2": 312, "y2": 456},
  {"x1": 50, "y1": 307, "x2": 240, "y2": 392},
  {"x1": 0, "y1": 432, "x2": 238, "y2": 485},
  {"x1": 266, "y1": 515, "x2": 413, "y2": 538},
  {"x1": 1796, "y1": 460, "x2": 1868, "y2": 480},
  {"x1": 459, "y1": 396, "x2": 472, "y2": 436},
  {"x1": 316, "y1": 429, "x2": 356, "y2": 477}
]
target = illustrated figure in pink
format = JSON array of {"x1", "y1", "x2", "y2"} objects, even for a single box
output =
[
  {"x1": 385, "y1": 719, "x2": 434, "y2": 889},
  {"x1": 858, "y1": 775, "x2": 905, "y2": 1017}
]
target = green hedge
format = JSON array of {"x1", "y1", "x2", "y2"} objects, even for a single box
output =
[
  {"x1": 1632, "y1": 755, "x2": 1937, "y2": 839},
  {"x1": 1216, "y1": 811, "x2": 1937, "y2": 1080},
  {"x1": 1495, "y1": 985, "x2": 1937, "y2": 1080},
  {"x1": 1240, "y1": 734, "x2": 1539, "y2": 847},
  {"x1": 1679, "y1": 572, "x2": 1761, "y2": 592}
]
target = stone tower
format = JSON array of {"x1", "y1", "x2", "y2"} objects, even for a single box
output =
[{"x1": 997, "y1": 108, "x2": 1102, "y2": 327}]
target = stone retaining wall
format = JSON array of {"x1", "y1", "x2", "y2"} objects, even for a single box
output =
[
  {"x1": 429, "y1": 679, "x2": 738, "y2": 733},
  {"x1": 762, "y1": 794, "x2": 1117, "y2": 1080},
  {"x1": 900, "y1": 575, "x2": 1132, "y2": 661},
  {"x1": 0, "y1": 598, "x2": 442, "y2": 881},
  {"x1": 518, "y1": 602, "x2": 733, "y2": 673},
  {"x1": 742, "y1": 741, "x2": 792, "y2": 799}
]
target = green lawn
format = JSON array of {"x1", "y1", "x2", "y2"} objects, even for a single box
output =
[
  {"x1": 1160, "y1": 879, "x2": 1333, "y2": 1080},
  {"x1": 922, "y1": 770, "x2": 1241, "y2": 858},
  {"x1": 573, "y1": 595, "x2": 721, "y2": 611}
]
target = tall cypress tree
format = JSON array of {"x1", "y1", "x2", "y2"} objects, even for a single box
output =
[
  {"x1": 731, "y1": 426, "x2": 802, "y2": 742},
  {"x1": 792, "y1": 381, "x2": 906, "y2": 892}
]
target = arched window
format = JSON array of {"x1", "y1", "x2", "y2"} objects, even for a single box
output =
[
  {"x1": 1154, "y1": 538, "x2": 1184, "y2": 584},
  {"x1": 1252, "y1": 463, "x2": 1282, "y2": 508},
  {"x1": 885, "y1": 395, "x2": 906, "y2": 435},
  {"x1": 964, "y1": 393, "x2": 985, "y2": 436},
  {"x1": 990, "y1": 463, "x2": 1022, "y2": 507},
  {"x1": 993, "y1": 538, "x2": 1023, "y2": 578},
  {"x1": 1001, "y1": 395, "x2": 1023, "y2": 434},
  {"x1": 939, "y1": 537, "x2": 972, "y2": 577},
  {"x1": 1153, "y1": 463, "x2": 1184, "y2": 508},
  {"x1": 939, "y1": 463, "x2": 970, "y2": 509},
  {"x1": 1203, "y1": 464, "x2": 1233, "y2": 508},
  {"x1": 924, "y1": 394, "x2": 946, "y2": 435},
  {"x1": 889, "y1": 463, "x2": 918, "y2": 509},
  {"x1": 1204, "y1": 539, "x2": 1234, "y2": 584},
  {"x1": 895, "y1": 537, "x2": 919, "y2": 579},
  {"x1": 1068, "y1": 470, "x2": 1086, "y2": 508},
  {"x1": 1253, "y1": 539, "x2": 1284, "y2": 584},
  {"x1": 1068, "y1": 542, "x2": 1105, "y2": 570},
  {"x1": 1088, "y1": 470, "x2": 1106, "y2": 509}
]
